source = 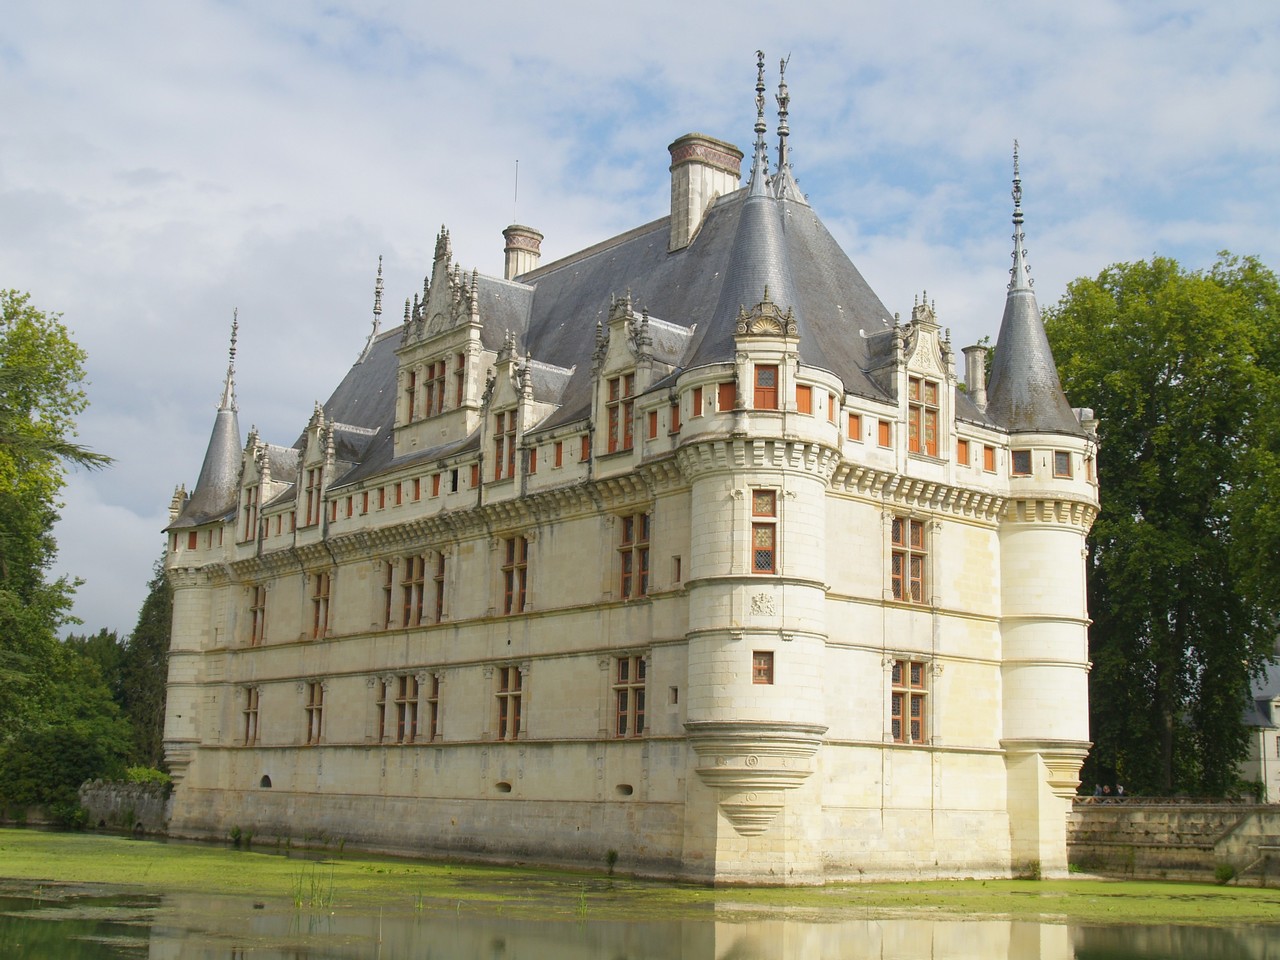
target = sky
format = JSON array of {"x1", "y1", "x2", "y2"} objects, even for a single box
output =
[{"x1": 3, "y1": 1, "x2": 1278, "y2": 637}]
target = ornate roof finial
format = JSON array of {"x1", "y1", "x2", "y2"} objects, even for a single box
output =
[
  {"x1": 1009, "y1": 140, "x2": 1033, "y2": 291},
  {"x1": 776, "y1": 55, "x2": 791, "y2": 173},
  {"x1": 358, "y1": 256, "x2": 384, "y2": 363},
  {"x1": 220, "y1": 308, "x2": 238, "y2": 412},
  {"x1": 748, "y1": 50, "x2": 770, "y2": 195}
]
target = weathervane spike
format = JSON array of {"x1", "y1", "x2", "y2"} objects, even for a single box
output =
[
  {"x1": 1009, "y1": 140, "x2": 1033, "y2": 291},
  {"x1": 776, "y1": 55, "x2": 791, "y2": 172}
]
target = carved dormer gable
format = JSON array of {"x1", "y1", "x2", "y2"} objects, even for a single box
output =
[
  {"x1": 902, "y1": 295, "x2": 955, "y2": 384},
  {"x1": 734, "y1": 286, "x2": 798, "y2": 340},
  {"x1": 898, "y1": 294, "x2": 953, "y2": 460}
]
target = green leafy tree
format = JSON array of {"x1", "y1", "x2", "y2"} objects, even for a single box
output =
[
  {"x1": 0, "y1": 290, "x2": 117, "y2": 816},
  {"x1": 120, "y1": 558, "x2": 171, "y2": 767},
  {"x1": 1045, "y1": 254, "x2": 1280, "y2": 795}
]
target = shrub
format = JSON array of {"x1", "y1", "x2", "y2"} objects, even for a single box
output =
[
  {"x1": 1214, "y1": 863, "x2": 1236, "y2": 885},
  {"x1": 124, "y1": 766, "x2": 172, "y2": 788}
]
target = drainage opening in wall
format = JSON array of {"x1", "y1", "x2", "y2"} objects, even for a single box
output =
[
  {"x1": 616, "y1": 784, "x2": 634, "y2": 796},
  {"x1": 259, "y1": 775, "x2": 272, "y2": 789},
  {"x1": 495, "y1": 781, "x2": 512, "y2": 793}
]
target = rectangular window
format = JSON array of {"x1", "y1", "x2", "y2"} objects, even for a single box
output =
[
  {"x1": 718, "y1": 381, "x2": 736, "y2": 412},
  {"x1": 432, "y1": 473, "x2": 441, "y2": 497},
  {"x1": 402, "y1": 554, "x2": 427, "y2": 627},
  {"x1": 528, "y1": 446, "x2": 538, "y2": 475},
  {"x1": 186, "y1": 531, "x2": 197, "y2": 551},
  {"x1": 378, "y1": 487, "x2": 386, "y2": 510},
  {"x1": 673, "y1": 556, "x2": 682, "y2": 583},
  {"x1": 848, "y1": 412, "x2": 862, "y2": 441},
  {"x1": 394, "y1": 483, "x2": 402, "y2": 506},
  {"x1": 361, "y1": 491, "x2": 369, "y2": 515},
  {"x1": 494, "y1": 410, "x2": 517, "y2": 479},
  {"x1": 502, "y1": 535, "x2": 528, "y2": 614},
  {"x1": 908, "y1": 376, "x2": 940, "y2": 457},
  {"x1": 956, "y1": 438, "x2": 970, "y2": 466},
  {"x1": 827, "y1": 393, "x2": 836, "y2": 422},
  {"x1": 470, "y1": 463, "x2": 480, "y2": 488},
  {"x1": 381, "y1": 562, "x2": 394, "y2": 629},
  {"x1": 580, "y1": 435, "x2": 590, "y2": 462},
  {"x1": 753, "y1": 651, "x2": 775, "y2": 685},
  {"x1": 496, "y1": 666, "x2": 522, "y2": 740},
  {"x1": 433, "y1": 553, "x2": 446, "y2": 622},
  {"x1": 450, "y1": 468, "x2": 459, "y2": 493},
  {"x1": 554, "y1": 441, "x2": 564, "y2": 467},
  {"x1": 302, "y1": 468, "x2": 322, "y2": 527},
  {"x1": 983, "y1": 445, "x2": 996, "y2": 472},
  {"x1": 891, "y1": 659, "x2": 928, "y2": 744},
  {"x1": 305, "y1": 681, "x2": 324, "y2": 745},
  {"x1": 1012, "y1": 449, "x2": 1032, "y2": 476},
  {"x1": 878, "y1": 419, "x2": 892, "y2": 447},
  {"x1": 241, "y1": 485, "x2": 258, "y2": 542},
  {"x1": 311, "y1": 571, "x2": 330, "y2": 638},
  {"x1": 891, "y1": 518, "x2": 926, "y2": 604},
  {"x1": 647, "y1": 409, "x2": 658, "y2": 440},
  {"x1": 754, "y1": 364, "x2": 778, "y2": 409},
  {"x1": 396, "y1": 674, "x2": 418, "y2": 743},
  {"x1": 607, "y1": 373, "x2": 635, "y2": 453},
  {"x1": 1054, "y1": 451, "x2": 1072, "y2": 478},
  {"x1": 619, "y1": 513, "x2": 651, "y2": 599},
  {"x1": 796, "y1": 384, "x2": 813, "y2": 414},
  {"x1": 243, "y1": 687, "x2": 259, "y2": 745},
  {"x1": 346, "y1": 495, "x2": 353, "y2": 518},
  {"x1": 405, "y1": 370, "x2": 417, "y2": 422},
  {"x1": 454, "y1": 352, "x2": 466, "y2": 406},
  {"x1": 670, "y1": 400, "x2": 681, "y2": 433},
  {"x1": 614, "y1": 656, "x2": 647, "y2": 737},
  {"x1": 330, "y1": 500, "x2": 338, "y2": 523},
  {"x1": 249, "y1": 585, "x2": 267, "y2": 646},
  {"x1": 413, "y1": 477, "x2": 421, "y2": 501},
  {"x1": 691, "y1": 386, "x2": 704, "y2": 418},
  {"x1": 427, "y1": 674, "x2": 441, "y2": 741},
  {"x1": 751, "y1": 490, "x2": 777, "y2": 574},
  {"x1": 428, "y1": 360, "x2": 446, "y2": 417}
]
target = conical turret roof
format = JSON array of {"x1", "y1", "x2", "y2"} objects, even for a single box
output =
[
  {"x1": 172, "y1": 315, "x2": 243, "y2": 528},
  {"x1": 985, "y1": 146, "x2": 1083, "y2": 436}
]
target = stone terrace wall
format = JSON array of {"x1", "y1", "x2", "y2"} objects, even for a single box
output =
[
  {"x1": 1068, "y1": 802, "x2": 1280, "y2": 885},
  {"x1": 79, "y1": 780, "x2": 172, "y2": 835}
]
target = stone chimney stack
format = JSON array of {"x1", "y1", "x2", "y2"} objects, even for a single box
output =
[
  {"x1": 668, "y1": 133, "x2": 743, "y2": 252},
  {"x1": 963, "y1": 344, "x2": 989, "y2": 412},
  {"x1": 503, "y1": 224, "x2": 544, "y2": 280}
]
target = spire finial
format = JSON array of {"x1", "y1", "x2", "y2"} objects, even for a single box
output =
[
  {"x1": 748, "y1": 50, "x2": 770, "y2": 195},
  {"x1": 220, "y1": 309, "x2": 238, "y2": 412},
  {"x1": 776, "y1": 55, "x2": 791, "y2": 173},
  {"x1": 373, "y1": 255, "x2": 384, "y2": 319},
  {"x1": 1008, "y1": 140, "x2": 1033, "y2": 291}
]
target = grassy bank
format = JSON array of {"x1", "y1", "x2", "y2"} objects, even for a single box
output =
[{"x1": 2, "y1": 827, "x2": 1278, "y2": 925}]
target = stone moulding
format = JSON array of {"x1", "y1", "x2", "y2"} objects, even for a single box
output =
[
  {"x1": 1002, "y1": 738, "x2": 1092, "y2": 800},
  {"x1": 686, "y1": 720, "x2": 827, "y2": 836}
]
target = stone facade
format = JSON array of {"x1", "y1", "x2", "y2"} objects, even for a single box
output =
[{"x1": 163, "y1": 59, "x2": 1098, "y2": 884}]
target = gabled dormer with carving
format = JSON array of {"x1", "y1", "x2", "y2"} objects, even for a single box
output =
[
  {"x1": 236, "y1": 428, "x2": 266, "y2": 547},
  {"x1": 484, "y1": 331, "x2": 525, "y2": 486},
  {"x1": 394, "y1": 226, "x2": 494, "y2": 458},
  {"x1": 295, "y1": 403, "x2": 330, "y2": 535},
  {"x1": 730, "y1": 287, "x2": 800, "y2": 416},
  {"x1": 897, "y1": 296, "x2": 956, "y2": 462},
  {"x1": 592, "y1": 294, "x2": 657, "y2": 462}
]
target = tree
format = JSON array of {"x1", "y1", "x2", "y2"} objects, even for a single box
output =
[
  {"x1": 1044, "y1": 254, "x2": 1280, "y2": 795},
  {"x1": 120, "y1": 559, "x2": 171, "y2": 767},
  {"x1": 0, "y1": 290, "x2": 118, "y2": 816}
]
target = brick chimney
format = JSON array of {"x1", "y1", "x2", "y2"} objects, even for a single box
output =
[
  {"x1": 668, "y1": 133, "x2": 743, "y2": 252},
  {"x1": 503, "y1": 224, "x2": 544, "y2": 280}
]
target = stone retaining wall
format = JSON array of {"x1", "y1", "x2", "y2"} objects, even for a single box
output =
[
  {"x1": 78, "y1": 780, "x2": 172, "y2": 835},
  {"x1": 1068, "y1": 802, "x2": 1280, "y2": 885}
]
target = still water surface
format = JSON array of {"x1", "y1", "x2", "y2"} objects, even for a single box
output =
[{"x1": 1, "y1": 890, "x2": 1275, "y2": 959}]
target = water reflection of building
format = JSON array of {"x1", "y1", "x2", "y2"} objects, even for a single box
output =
[{"x1": 163, "y1": 54, "x2": 1099, "y2": 884}]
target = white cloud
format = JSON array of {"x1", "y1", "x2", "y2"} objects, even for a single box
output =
[{"x1": 2, "y1": 0, "x2": 1274, "y2": 633}]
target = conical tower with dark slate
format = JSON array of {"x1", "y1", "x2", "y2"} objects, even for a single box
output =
[
  {"x1": 985, "y1": 144, "x2": 1083, "y2": 436},
  {"x1": 174, "y1": 313, "x2": 243, "y2": 526}
]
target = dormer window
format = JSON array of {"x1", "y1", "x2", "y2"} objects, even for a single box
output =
[
  {"x1": 494, "y1": 411, "x2": 516, "y2": 480},
  {"x1": 754, "y1": 365, "x2": 778, "y2": 409},
  {"x1": 908, "y1": 376, "x2": 939, "y2": 457},
  {"x1": 425, "y1": 360, "x2": 446, "y2": 417},
  {"x1": 302, "y1": 468, "x2": 322, "y2": 527},
  {"x1": 607, "y1": 374, "x2": 635, "y2": 453}
]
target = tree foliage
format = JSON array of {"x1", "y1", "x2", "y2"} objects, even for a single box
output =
[
  {"x1": 0, "y1": 290, "x2": 125, "y2": 818},
  {"x1": 1045, "y1": 254, "x2": 1280, "y2": 795}
]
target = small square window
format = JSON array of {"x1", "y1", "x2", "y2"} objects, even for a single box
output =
[
  {"x1": 956, "y1": 438, "x2": 970, "y2": 466},
  {"x1": 1012, "y1": 450, "x2": 1032, "y2": 476},
  {"x1": 983, "y1": 445, "x2": 996, "y2": 472},
  {"x1": 848, "y1": 413, "x2": 862, "y2": 441},
  {"x1": 1054, "y1": 451, "x2": 1072, "y2": 478},
  {"x1": 752, "y1": 651, "x2": 774, "y2": 685}
]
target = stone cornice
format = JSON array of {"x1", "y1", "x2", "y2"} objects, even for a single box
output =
[{"x1": 676, "y1": 436, "x2": 842, "y2": 483}]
